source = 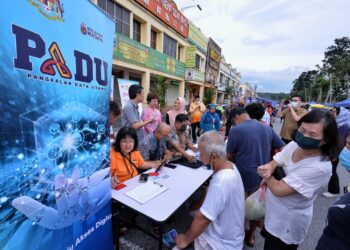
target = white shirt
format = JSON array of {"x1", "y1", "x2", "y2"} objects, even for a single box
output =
[
  {"x1": 265, "y1": 141, "x2": 332, "y2": 244},
  {"x1": 262, "y1": 110, "x2": 271, "y2": 124},
  {"x1": 198, "y1": 166, "x2": 245, "y2": 250}
]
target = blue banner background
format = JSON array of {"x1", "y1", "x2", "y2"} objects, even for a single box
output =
[{"x1": 0, "y1": 1, "x2": 114, "y2": 249}]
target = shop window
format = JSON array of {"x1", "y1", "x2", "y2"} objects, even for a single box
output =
[
  {"x1": 133, "y1": 20, "x2": 141, "y2": 42},
  {"x1": 195, "y1": 54, "x2": 201, "y2": 70},
  {"x1": 163, "y1": 33, "x2": 177, "y2": 59},
  {"x1": 219, "y1": 73, "x2": 224, "y2": 84},
  {"x1": 151, "y1": 29, "x2": 157, "y2": 50},
  {"x1": 98, "y1": 0, "x2": 130, "y2": 37}
]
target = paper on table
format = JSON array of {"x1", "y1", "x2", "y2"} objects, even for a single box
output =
[
  {"x1": 124, "y1": 181, "x2": 168, "y2": 204},
  {"x1": 186, "y1": 149, "x2": 200, "y2": 158}
]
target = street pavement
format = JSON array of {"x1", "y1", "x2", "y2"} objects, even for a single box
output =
[{"x1": 116, "y1": 118, "x2": 350, "y2": 250}]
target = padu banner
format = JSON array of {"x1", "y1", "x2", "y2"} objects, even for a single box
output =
[{"x1": 0, "y1": 1, "x2": 114, "y2": 249}]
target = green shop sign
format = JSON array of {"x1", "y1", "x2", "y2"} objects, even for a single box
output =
[
  {"x1": 188, "y1": 22, "x2": 208, "y2": 53},
  {"x1": 114, "y1": 33, "x2": 185, "y2": 78}
]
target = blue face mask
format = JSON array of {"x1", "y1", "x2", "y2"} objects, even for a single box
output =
[
  {"x1": 291, "y1": 101, "x2": 297, "y2": 108},
  {"x1": 339, "y1": 147, "x2": 350, "y2": 172}
]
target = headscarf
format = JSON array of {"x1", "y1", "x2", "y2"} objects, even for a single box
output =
[
  {"x1": 167, "y1": 97, "x2": 186, "y2": 127},
  {"x1": 336, "y1": 107, "x2": 350, "y2": 128}
]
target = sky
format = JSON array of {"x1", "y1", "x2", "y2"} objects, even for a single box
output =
[{"x1": 175, "y1": 0, "x2": 350, "y2": 93}]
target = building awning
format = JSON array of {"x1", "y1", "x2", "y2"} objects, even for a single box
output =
[
  {"x1": 185, "y1": 81, "x2": 204, "y2": 86},
  {"x1": 204, "y1": 83, "x2": 216, "y2": 89}
]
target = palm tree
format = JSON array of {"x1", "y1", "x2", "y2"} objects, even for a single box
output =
[
  {"x1": 150, "y1": 75, "x2": 168, "y2": 108},
  {"x1": 203, "y1": 88, "x2": 214, "y2": 105}
]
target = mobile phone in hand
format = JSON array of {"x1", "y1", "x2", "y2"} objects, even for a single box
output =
[
  {"x1": 163, "y1": 229, "x2": 177, "y2": 246},
  {"x1": 139, "y1": 173, "x2": 149, "y2": 183},
  {"x1": 164, "y1": 163, "x2": 177, "y2": 169}
]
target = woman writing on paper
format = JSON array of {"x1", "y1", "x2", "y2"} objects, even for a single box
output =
[{"x1": 110, "y1": 127, "x2": 160, "y2": 188}]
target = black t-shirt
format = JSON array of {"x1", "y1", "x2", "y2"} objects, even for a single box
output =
[{"x1": 316, "y1": 192, "x2": 350, "y2": 250}]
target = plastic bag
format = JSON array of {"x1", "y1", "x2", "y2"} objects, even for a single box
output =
[{"x1": 245, "y1": 186, "x2": 266, "y2": 220}]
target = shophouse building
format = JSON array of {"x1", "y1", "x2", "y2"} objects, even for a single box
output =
[
  {"x1": 95, "y1": 0, "x2": 189, "y2": 107},
  {"x1": 217, "y1": 56, "x2": 235, "y2": 104},
  {"x1": 204, "y1": 38, "x2": 221, "y2": 104},
  {"x1": 239, "y1": 82, "x2": 256, "y2": 100},
  {"x1": 184, "y1": 21, "x2": 208, "y2": 104}
]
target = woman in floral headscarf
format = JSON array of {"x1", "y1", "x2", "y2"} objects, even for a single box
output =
[{"x1": 166, "y1": 97, "x2": 187, "y2": 127}]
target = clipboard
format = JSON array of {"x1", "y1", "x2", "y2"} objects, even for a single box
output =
[{"x1": 124, "y1": 181, "x2": 168, "y2": 204}]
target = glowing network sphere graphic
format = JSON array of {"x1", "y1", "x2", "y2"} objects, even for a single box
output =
[
  {"x1": 47, "y1": 144, "x2": 61, "y2": 160},
  {"x1": 49, "y1": 123, "x2": 60, "y2": 135},
  {"x1": 71, "y1": 113, "x2": 81, "y2": 123},
  {"x1": 97, "y1": 124, "x2": 106, "y2": 134}
]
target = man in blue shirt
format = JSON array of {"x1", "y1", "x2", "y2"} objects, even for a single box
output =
[
  {"x1": 226, "y1": 106, "x2": 285, "y2": 247},
  {"x1": 122, "y1": 84, "x2": 156, "y2": 142},
  {"x1": 139, "y1": 122, "x2": 172, "y2": 161}
]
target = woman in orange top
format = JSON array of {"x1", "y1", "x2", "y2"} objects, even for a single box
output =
[
  {"x1": 110, "y1": 127, "x2": 159, "y2": 188},
  {"x1": 189, "y1": 96, "x2": 206, "y2": 143}
]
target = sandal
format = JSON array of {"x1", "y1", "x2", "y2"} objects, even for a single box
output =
[
  {"x1": 151, "y1": 222, "x2": 160, "y2": 234},
  {"x1": 118, "y1": 221, "x2": 130, "y2": 235},
  {"x1": 245, "y1": 230, "x2": 255, "y2": 248},
  {"x1": 119, "y1": 226, "x2": 128, "y2": 234}
]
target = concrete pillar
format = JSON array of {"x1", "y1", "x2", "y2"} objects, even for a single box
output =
[
  {"x1": 130, "y1": 12, "x2": 134, "y2": 39},
  {"x1": 199, "y1": 85, "x2": 204, "y2": 101},
  {"x1": 179, "y1": 80, "x2": 185, "y2": 98},
  {"x1": 142, "y1": 71, "x2": 150, "y2": 105},
  {"x1": 142, "y1": 22, "x2": 151, "y2": 46},
  {"x1": 158, "y1": 32, "x2": 164, "y2": 53},
  {"x1": 124, "y1": 70, "x2": 130, "y2": 80},
  {"x1": 213, "y1": 89, "x2": 217, "y2": 103}
]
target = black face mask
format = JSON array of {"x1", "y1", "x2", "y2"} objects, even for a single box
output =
[
  {"x1": 205, "y1": 154, "x2": 213, "y2": 170},
  {"x1": 180, "y1": 125, "x2": 187, "y2": 132},
  {"x1": 295, "y1": 130, "x2": 322, "y2": 150}
]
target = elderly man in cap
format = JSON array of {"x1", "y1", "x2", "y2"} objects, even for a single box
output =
[{"x1": 200, "y1": 104, "x2": 221, "y2": 133}]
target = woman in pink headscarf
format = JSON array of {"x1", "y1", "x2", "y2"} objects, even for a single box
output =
[{"x1": 166, "y1": 97, "x2": 187, "y2": 127}]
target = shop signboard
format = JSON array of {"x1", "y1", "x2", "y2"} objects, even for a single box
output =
[
  {"x1": 205, "y1": 38, "x2": 222, "y2": 83},
  {"x1": 135, "y1": 0, "x2": 188, "y2": 38},
  {"x1": 0, "y1": 1, "x2": 114, "y2": 249},
  {"x1": 188, "y1": 22, "x2": 208, "y2": 53},
  {"x1": 185, "y1": 46, "x2": 196, "y2": 68},
  {"x1": 114, "y1": 33, "x2": 185, "y2": 78},
  {"x1": 117, "y1": 79, "x2": 139, "y2": 108},
  {"x1": 185, "y1": 69, "x2": 205, "y2": 83}
]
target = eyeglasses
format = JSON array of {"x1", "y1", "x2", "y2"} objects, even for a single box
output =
[{"x1": 120, "y1": 140, "x2": 135, "y2": 145}]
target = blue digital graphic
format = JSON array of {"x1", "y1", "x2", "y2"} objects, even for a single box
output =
[{"x1": 0, "y1": 1, "x2": 115, "y2": 249}]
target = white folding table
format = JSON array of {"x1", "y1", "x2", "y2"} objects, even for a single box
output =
[{"x1": 111, "y1": 164, "x2": 213, "y2": 249}]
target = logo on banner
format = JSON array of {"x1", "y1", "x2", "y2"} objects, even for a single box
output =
[
  {"x1": 80, "y1": 22, "x2": 104, "y2": 42},
  {"x1": 29, "y1": 0, "x2": 65, "y2": 22},
  {"x1": 12, "y1": 24, "x2": 109, "y2": 90},
  {"x1": 40, "y1": 42, "x2": 72, "y2": 78}
]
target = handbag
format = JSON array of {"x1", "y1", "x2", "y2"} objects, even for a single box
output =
[{"x1": 273, "y1": 166, "x2": 286, "y2": 180}]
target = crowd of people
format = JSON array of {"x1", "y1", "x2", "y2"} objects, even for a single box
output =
[{"x1": 109, "y1": 84, "x2": 350, "y2": 250}]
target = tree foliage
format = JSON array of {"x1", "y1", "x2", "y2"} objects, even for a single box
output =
[
  {"x1": 203, "y1": 88, "x2": 214, "y2": 105},
  {"x1": 291, "y1": 37, "x2": 350, "y2": 102},
  {"x1": 257, "y1": 92, "x2": 290, "y2": 101},
  {"x1": 150, "y1": 75, "x2": 168, "y2": 108}
]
